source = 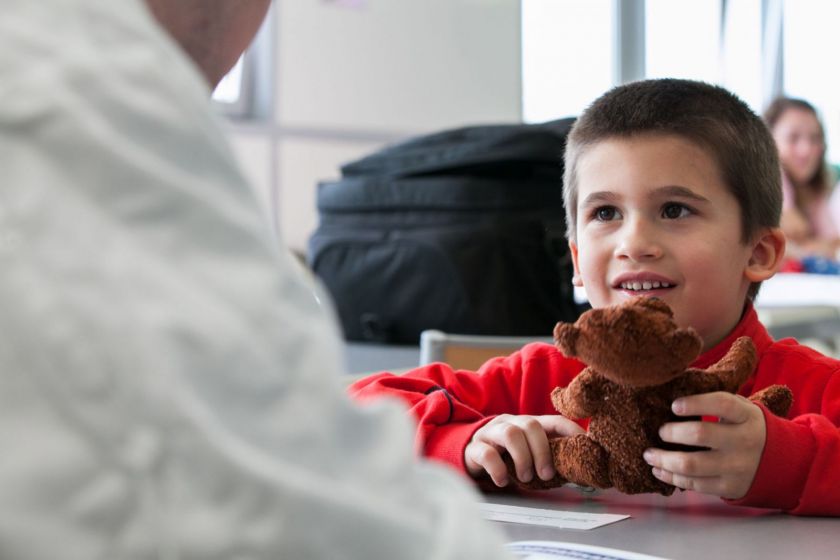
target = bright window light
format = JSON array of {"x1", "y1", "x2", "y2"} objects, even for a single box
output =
[
  {"x1": 784, "y1": 0, "x2": 840, "y2": 164},
  {"x1": 645, "y1": 0, "x2": 720, "y2": 84},
  {"x1": 521, "y1": 0, "x2": 613, "y2": 123},
  {"x1": 720, "y1": 0, "x2": 762, "y2": 113},
  {"x1": 212, "y1": 55, "x2": 245, "y2": 105}
]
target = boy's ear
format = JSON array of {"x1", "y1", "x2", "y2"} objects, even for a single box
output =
[
  {"x1": 744, "y1": 227, "x2": 786, "y2": 283},
  {"x1": 569, "y1": 240, "x2": 583, "y2": 286}
]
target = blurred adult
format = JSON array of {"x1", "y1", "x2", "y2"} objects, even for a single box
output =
[
  {"x1": 764, "y1": 97, "x2": 840, "y2": 259},
  {"x1": 0, "y1": 0, "x2": 511, "y2": 557}
]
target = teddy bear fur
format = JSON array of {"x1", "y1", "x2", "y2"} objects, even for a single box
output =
[{"x1": 508, "y1": 297, "x2": 793, "y2": 496}]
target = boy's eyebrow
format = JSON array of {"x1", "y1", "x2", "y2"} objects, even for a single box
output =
[
  {"x1": 581, "y1": 185, "x2": 709, "y2": 207},
  {"x1": 579, "y1": 186, "x2": 711, "y2": 209},
  {"x1": 653, "y1": 185, "x2": 710, "y2": 203},
  {"x1": 579, "y1": 191, "x2": 620, "y2": 208}
]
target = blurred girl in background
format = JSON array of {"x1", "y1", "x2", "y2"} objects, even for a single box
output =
[{"x1": 764, "y1": 97, "x2": 840, "y2": 260}]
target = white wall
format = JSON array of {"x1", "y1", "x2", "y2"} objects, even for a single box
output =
[{"x1": 225, "y1": 0, "x2": 523, "y2": 254}]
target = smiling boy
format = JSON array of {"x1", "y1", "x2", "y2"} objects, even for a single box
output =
[
  {"x1": 571, "y1": 134, "x2": 774, "y2": 350},
  {"x1": 350, "y1": 79, "x2": 840, "y2": 515}
]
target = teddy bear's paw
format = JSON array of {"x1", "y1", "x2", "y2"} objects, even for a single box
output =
[
  {"x1": 552, "y1": 435, "x2": 611, "y2": 489},
  {"x1": 749, "y1": 384, "x2": 793, "y2": 418}
]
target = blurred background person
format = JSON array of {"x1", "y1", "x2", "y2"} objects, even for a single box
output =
[{"x1": 764, "y1": 97, "x2": 840, "y2": 260}]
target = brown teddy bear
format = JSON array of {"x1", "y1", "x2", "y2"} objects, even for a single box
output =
[{"x1": 509, "y1": 297, "x2": 793, "y2": 496}]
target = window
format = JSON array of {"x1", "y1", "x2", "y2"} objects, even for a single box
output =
[
  {"x1": 783, "y1": 0, "x2": 840, "y2": 163},
  {"x1": 213, "y1": 55, "x2": 249, "y2": 113},
  {"x1": 211, "y1": 6, "x2": 274, "y2": 120},
  {"x1": 645, "y1": 0, "x2": 720, "y2": 85},
  {"x1": 719, "y1": 0, "x2": 762, "y2": 112},
  {"x1": 521, "y1": 0, "x2": 613, "y2": 122},
  {"x1": 523, "y1": 0, "x2": 769, "y2": 122}
]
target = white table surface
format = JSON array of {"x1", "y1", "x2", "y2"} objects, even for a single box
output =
[{"x1": 486, "y1": 487, "x2": 840, "y2": 560}]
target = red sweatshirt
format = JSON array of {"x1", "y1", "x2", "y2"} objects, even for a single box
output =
[{"x1": 349, "y1": 305, "x2": 840, "y2": 516}]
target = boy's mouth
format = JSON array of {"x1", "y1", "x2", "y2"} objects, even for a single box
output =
[
  {"x1": 619, "y1": 280, "x2": 671, "y2": 290},
  {"x1": 612, "y1": 274, "x2": 677, "y2": 293}
]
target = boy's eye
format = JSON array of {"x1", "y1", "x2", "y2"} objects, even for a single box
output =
[
  {"x1": 594, "y1": 206, "x2": 620, "y2": 221},
  {"x1": 662, "y1": 203, "x2": 691, "y2": 219}
]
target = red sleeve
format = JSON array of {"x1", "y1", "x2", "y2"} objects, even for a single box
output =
[
  {"x1": 729, "y1": 354, "x2": 840, "y2": 516},
  {"x1": 348, "y1": 342, "x2": 584, "y2": 474},
  {"x1": 727, "y1": 408, "x2": 840, "y2": 515}
]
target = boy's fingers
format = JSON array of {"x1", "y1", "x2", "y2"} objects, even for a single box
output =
[
  {"x1": 497, "y1": 418, "x2": 566, "y2": 482},
  {"x1": 532, "y1": 416, "x2": 581, "y2": 480},
  {"x1": 514, "y1": 416, "x2": 580, "y2": 480},
  {"x1": 658, "y1": 420, "x2": 723, "y2": 448},
  {"x1": 644, "y1": 448, "x2": 722, "y2": 477},
  {"x1": 472, "y1": 415, "x2": 580, "y2": 483},
  {"x1": 651, "y1": 465, "x2": 747, "y2": 499},
  {"x1": 465, "y1": 441, "x2": 509, "y2": 487},
  {"x1": 527, "y1": 415, "x2": 569, "y2": 480},
  {"x1": 537, "y1": 415, "x2": 586, "y2": 437},
  {"x1": 672, "y1": 392, "x2": 752, "y2": 424},
  {"x1": 651, "y1": 467, "x2": 724, "y2": 495},
  {"x1": 490, "y1": 422, "x2": 535, "y2": 483}
]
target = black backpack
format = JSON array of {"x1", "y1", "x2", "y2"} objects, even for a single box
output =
[{"x1": 308, "y1": 118, "x2": 582, "y2": 344}]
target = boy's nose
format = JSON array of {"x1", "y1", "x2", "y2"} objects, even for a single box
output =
[{"x1": 614, "y1": 218, "x2": 663, "y2": 261}]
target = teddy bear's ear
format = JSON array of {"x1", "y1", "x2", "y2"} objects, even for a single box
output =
[
  {"x1": 554, "y1": 322, "x2": 580, "y2": 357},
  {"x1": 632, "y1": 296, "x2": 673, "y2": 317}
]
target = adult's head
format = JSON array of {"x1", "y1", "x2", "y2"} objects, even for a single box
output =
[
  {"x1": 763, "y1": 96, "x2": 829, "y2": 194},
  {"x1": 144, "y1": 0, "x2": 272, "y2": 88}
]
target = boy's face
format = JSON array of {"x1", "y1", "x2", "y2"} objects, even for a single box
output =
[{"x1": 569, "y1": 134, "x2": 758, "y2": 350}]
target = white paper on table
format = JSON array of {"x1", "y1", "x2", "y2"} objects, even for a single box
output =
[
  {"x1": 479, "y1": 502, "x2": 628, "y2": 530},
  {"x1": 507, "y1": 540, "x2": 670, "y2": 560}
]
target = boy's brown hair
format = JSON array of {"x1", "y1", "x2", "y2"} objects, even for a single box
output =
[{"x1": 563, "y1": 78, "x2": 782, "y2": 300}]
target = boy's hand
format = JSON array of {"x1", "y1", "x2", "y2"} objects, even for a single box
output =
[
  {"x1": 465, "y1": 414, "x2": 584, "y2": 487},
  {"x1": 643, "y1": 392, "x2": 767, "y2": 499}
]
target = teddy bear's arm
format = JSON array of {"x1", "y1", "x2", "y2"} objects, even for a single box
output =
[
  {"x1": 701, "y1": 336, "x2": 758, "y2": 392},
  {"x1": 677, "y1": 369, "x2": 731, "y2": 395},
  {"x1": 550, "y1": 368, "x2": 606, "y2": 420},
  {"x1": 675, "y1": 337, "x2": 757, "y2": 396}
]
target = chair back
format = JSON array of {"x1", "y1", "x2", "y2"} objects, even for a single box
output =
[{"x1": 419, "y1": 329, "x2": 553, "y2": 370}]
